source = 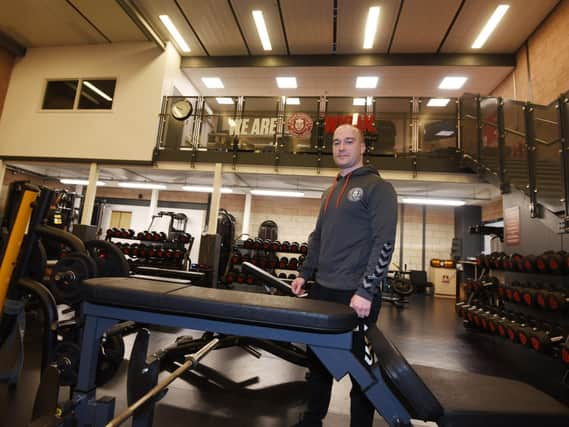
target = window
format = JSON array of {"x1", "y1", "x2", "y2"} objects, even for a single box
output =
[
  {"x1": 42, "y1": 80, "x2": 79, "y2": 109},
  {"x1": 109, "y1": 211, "x2": 132, "y2": 229},
  {"x1": 42, "y1": 78, "x2": 116, "y2": 110}
]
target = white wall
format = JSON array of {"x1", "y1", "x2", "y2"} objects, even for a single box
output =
[
  {"x1": 100, "y1": 203, "x2": 205, "y2": 264},
  {"x1": 0, "y1": 42, "x2": 198, "y2": 161}
]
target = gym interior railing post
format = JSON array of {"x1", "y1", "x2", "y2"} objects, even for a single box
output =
[
  {"x1": 523, "y1": 102, "x2": 541, "y2": 218},
  {"x1": 558, "y1": 93, "x2": 569, "y2": 230},
  {"x1": 496, "y1": 97, "x2": 510, "y2": 194},
  {"x1": 475, "y1": 94, "x2": 483, "y2": 164}
]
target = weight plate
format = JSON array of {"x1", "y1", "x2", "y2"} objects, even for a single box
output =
[
  {"x1": 48, "y1": 255, "x2": 91, "y2": 305},
  {"x1": 96, "y1": 335, "x2": 125, "y2": 387},
  {"x1": 85, "y1": 240, "x2": 130, "y2": 277},
  {"x1": 391, "y1": 279, "x2": 414, "y2": 296},
  {"x1": 55, "y1": 341, "x2": 81, "y2": 386}
]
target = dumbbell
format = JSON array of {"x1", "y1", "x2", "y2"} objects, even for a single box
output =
[
  {"x1": 298, "y1": 255, "x2": 305, "y2": 265},
  {"x1": 516, "y1": 323, "x2": 535, "y2": 347},
  {"x1": 495, "y1": 317, "x2": 509, "y2": 338},
  {"x1": 268, "y1": 255, "x2": 278, "y2": 269},
  {"x1": 523, "y1": 255, "x2": 538, "y2": 273},
  {"x1": 253, "y1": 238, "x2": 262, "y2": 250},
  {"x1": 164, "y1": 249, "x2": 174, "y2": 259},
  {"x1": 546, "y1": 288, "x2": 569, "y2": 312},
  {"x1": 561, "y1": 340, "x2": 569, "y2": 366},
  {"x1": 136, "y1": 231, "x2": 146, "y2": 240},
  {"x1": 137, "y1": 244, "x2": 147, "y2": 258},
  {"x1": 521, "y1": 286, "x2": 538, "y2": 306},
  {"x1": 156, "y1": 247, "x2": 165, "y2": 258},
  {"x1": 159, "y1": 232, "x2": 167, "y2": 242},
  {"x1": 128, "y1": 229, "x2": 136, "y2": 238},
  {"x1": 300, "y1": 243, "x2": 308, "y2": 254},
  {"x1": 278, "y1": 257, "x2": 289, "y2": 269},
  {"x1": 129, "y1": 244, "x2": 139, "y2": 257},
  {"x1": 173, "y1": 249, "x2": 182, "y2": 259},
  {"x1": 290, "y1": 242, "x2": 300, "y2": 253},
  {"x1": 271, "y1": 241, "x2": 281, "y2": 252},
  {"x1": 147, "y1": 247, "x2": 156, "y2": 258},
  {"x1": 535, "y1": 252, "x2": 553, "y2": 274},
  {"x1": 288, "y1": 258, "x2": 298, "y2": 270},
  {"x1": 230, "y1": 252, "x2": 242, "y2": 265},
  {"x1": 278, "y1": 272, "x2": 287, "y2": 279},
  {"x1": 465, "y1": 305, "x2": 478, "y2": 324},
  {"x1": 237, "y1": 272, "x2": 246, "y2": 284},
  {"x1": 529, "y1": 328, "x2": 565, "y2": 353},
  {"x1": 486, "y1": 314, "x2": 502, "y2": 335},
  {"x1": 510, "y1": 253, "x2": 524, "y2": 272},
  {"x1": 120, "y1": 243, "x2": 130, "y2": 255},
  {"x1": 288, "y1": 273, "x2": 297, "y2": 280},
  {"x1": 106, "y1": 229, "x2": 113, "y2": 239},
  {"x1": 262, "y1": 239, "x2": 272, "y2": 251},
  {"x1": 120, "y1": 228, "x2": 130, "y2": 238},
  {"x1": 246, "y1": 274, "x2": 255, "y2": 285},
  {"x1": 280, "y1": 241, "x2": 290, "y2": 252},
  {"x1": 243, "y1": 238, "x2": 254, "y2": 249},
  {"x1": 546, "y1": 250, "x2": 568, "y2": 274},
  {"x1": 225, "y1": 271, "x2": 237, "y2": 284},
  {"x1": 510, "y1": 281, "x2": 524, "y2": 304},
  {"x1": 455, "y1": 302, "x2": 467, "y2": 317}
]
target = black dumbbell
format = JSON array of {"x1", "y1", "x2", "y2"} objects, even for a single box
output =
[
  {"x1": 278, "y1": 257, "x2": 289, "y2": 269},
  {"x1": 529, "y1": 328, "x2": 565, "y2": 353},
  {"x1": 290, "y1": 242, "x2": 299, "y2": 253},
  {"x1": 244, "y1": 238, "x2": 254, "y2": 249},
  {"x1": 300, "y1": 243, "x2": 308, "y2": 254},
  {"x1": 280, "y1": 241, "x2": 290, "y2": 252},
  {"x1": 271, "y1": 241, "x2": 281, "y2": 252},
  {"x1": 523, "y1": 254, "x2": 538, "y2": 273}
]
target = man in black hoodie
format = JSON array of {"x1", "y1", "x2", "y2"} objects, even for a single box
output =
[{"x1": 291, "y1": 124, "x2": 398, "y2": 427}]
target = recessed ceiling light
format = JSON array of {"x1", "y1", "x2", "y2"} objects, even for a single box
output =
[
  {"x1": 356, "y1": 76, "x2": 378, "y2": 89},
  {"x1": 286, "y1": 97, "x2": 300, "y2": 105},
  {"x1": 251, "y1": 189, "x2": 305, "y2": 197},
  {"x1": 252, "y1": 10, "x2": 272, "y2": 51},
  {"x1": 427, "y1": 98, "x2": 451, "y2": 107},
  {"x1": 182, "y1": 186, "x2": 233, "y2": 193},
  {"x1": 439, "y1": 76, "x2": 467, "y2": 90},
  {"x1": 353, "y1": 97, "x2": 373, "y2": 106},
  {"x1": 401, "y1": 198, "x2": 465, "y2": 206},
  {"x1": 363, "y1": 6, "x2": 381, "y2": 49},
  {"x1": 435, "y1": 130, "x2": 455, "y2": 137},
  {"x1": 472, "y1": 5, "x2": 510, "y2": 49},
  {"x1": 202, "y1": 77, "x2": 224, "y2": 88},
  {"x1": 216, "y1": 97, "x2": 234, "y2": 104},
  {"x1": 159, "y1": 15, "x2": 190, "y2": 52},
  {"x1": 276, "y1": 77, "x2": 297, "y2": 88},
  {"x1": 60, "y1": 178, "x2": 105, "y2": 186},
  {"x1": 119, "y1": 182, "x2": 167, "y2": 190}
]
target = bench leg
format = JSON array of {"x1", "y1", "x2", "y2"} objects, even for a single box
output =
[
  {"x1": 310, "y1": 345, "x2": 412, "y2": 427},
  {"x1": 74, "y1": 314, "x2": 118, "y2": 427}
]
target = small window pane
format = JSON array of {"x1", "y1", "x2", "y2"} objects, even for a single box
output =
[
  {"x1": 42, "y1": 80, "x2": 78, "y2": 109},
  {"x1": 78, "y1": 79, "x2": 116, "y2": 110}
]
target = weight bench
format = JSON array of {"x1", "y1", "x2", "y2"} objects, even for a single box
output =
[{"x1": 74, "y1": 277, "x2": 569, "y2": 427}]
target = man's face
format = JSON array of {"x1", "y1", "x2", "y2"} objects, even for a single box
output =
[{"x1": 332, "y1": 125, "x2": 365, "y2": 171}]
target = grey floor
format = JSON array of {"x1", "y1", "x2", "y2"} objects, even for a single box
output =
[{"x1": 2, "y1": 294, "x2": 569, "y2": 427}]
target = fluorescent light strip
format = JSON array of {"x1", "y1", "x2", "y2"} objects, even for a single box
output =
[
  {"x1": 439, "y1": 76, "x2": 467, "y2": 90},
  {"x1": 83, "y1": 81, "x2": 112, "y2": 101},
  {"x1": 427, "y1": 98, "x2": 450, "y2": 107},
  {"x1": 159, "y1": 15, "x2": 190, "y2": 52},
  {"x1": 352, "y1": 113, "x2": 359, "y2": 125},
  {"x1": 216, "y1": 97, "x2": 234, "y2": 104},
  {"x1": 356, "y1": 76, "x2": 378, "y2": 89},
  {"x1": 363, "y1": 6, "x2": 380, "y2": 49},
  {"x1": 401, "y1": 198, "x2": 465, "y2": 207},
  {"x1": 252, "y1": 10, "x2": 272, "y2": 51},
  {"x1": 276, "y1": 77, "x2": 297, "y2": 88},
  {"x1": 182, "y1": 186, "x2": 233, "y2": 193},
  {"x1": 251, "y1": 189, "x2": 305, "y2": 198},
  {"x1": 201, "y1": 77, "x2": 224, "y2": 88},
  {"x1": 119, "y1": 182, "x2": 167, "y2": 190},
  {"x1": 472, "y1": 5, "x2": 510, "y2": 49},
  {"x1": 286, "y1": 97, "x2": 300, "y2": 105},
  {"x1": 60, "y1": 178, "x2": 105, "y2": 186}
]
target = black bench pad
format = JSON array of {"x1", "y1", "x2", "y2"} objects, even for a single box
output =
[
  {"x1": 414, "y1": 365, "x2": 569, "y2": 426},
  {"x1": 80, "y1": 277, "x2": 357, "y2": 333}
]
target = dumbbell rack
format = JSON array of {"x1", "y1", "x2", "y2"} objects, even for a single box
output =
[
  {"x1": 106, "y1": 229, "x2": 192, "y2": 271},
  {"x1": 456, "y1": 251, "x2": 569, "y2": 371},
  {"x1": 224, "y1": 238, "x2": 308, "y2": 293}
]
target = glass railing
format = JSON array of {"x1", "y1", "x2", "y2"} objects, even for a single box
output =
[
  {"x1": 459, "y1": 91, "x2": 569, "y2": 218},
  {"x1": 156, "y1": 95, "x2": 454, "y2": 159}
]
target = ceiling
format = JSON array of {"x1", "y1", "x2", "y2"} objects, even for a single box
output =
[
  {"x1": 1, "y1": 0, "x2": 553, "y2": 202},
  {"x1": 0, "y1": 0, "x2": 560, "y2": 97}
]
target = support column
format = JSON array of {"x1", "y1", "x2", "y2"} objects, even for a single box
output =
[
  {"x1": 241, "y1": 192, "x2": 252, "y2": 238},
  {"x1": 207, "y1": 163, "x2": 223, "y2": 233},
  {"x1": 147, "y1": 189, "x2": 159, "y2": 228},
  {"x1": 80, "y1": 163, "x2": 99, "y2": 225}
]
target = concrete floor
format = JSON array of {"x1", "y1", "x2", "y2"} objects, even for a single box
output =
[{"x1": 2, "y1": 294, "x2": 569, "y2": 427}]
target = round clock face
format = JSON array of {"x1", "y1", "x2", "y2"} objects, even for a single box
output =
[{"x1": 171, "y1": 99, "x2": 193, "y2": 120}]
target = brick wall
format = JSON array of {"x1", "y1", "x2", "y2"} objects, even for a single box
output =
[
  {"x1": 491, "y1": 1, "x2": 569, "y2": 103},
  {"x1": 0, "y1": 47, "x2": 15, "y2": 119}
]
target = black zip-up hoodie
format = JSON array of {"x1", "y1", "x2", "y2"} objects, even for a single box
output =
[{"x1": 299, "y1": 165, "x2": 397, "y2": 301}]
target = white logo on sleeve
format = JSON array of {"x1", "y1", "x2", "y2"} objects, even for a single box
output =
[{"x1": 348, "y1": 187, "x2": 364, "y2": 202}]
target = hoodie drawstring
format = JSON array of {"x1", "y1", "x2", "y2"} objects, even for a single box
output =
[{"x1": 324, "y1": 172, "x2": 352, "y2": 213}]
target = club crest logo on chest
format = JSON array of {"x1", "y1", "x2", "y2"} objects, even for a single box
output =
[{"x1": 348, "y1": 187, "x2": 364, "y2": 202}]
